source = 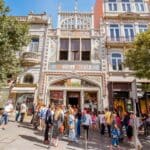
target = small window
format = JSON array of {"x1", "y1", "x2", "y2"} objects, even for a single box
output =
[
  {"x1": 139, "y1": 25, "x2": 147, "y2": 33},
  {"x1": 59, "y1": 51, "x2": 68, "y2": 60},
  {"x1": 82, "y1": 51, "x2": 90, "y2": 61},
  {"x1": 135, "y1": 0, "x2": 144, "y2": 12},
  {"x1": 108, "y1": 0, "x2": 117, "y2": 11},
  {"x1": 23, "y1": 74, "x2": 34, "y2": 84},
  {"x1": 29, "y1": 38, "x2": 39, "y2": 52},
  {"x1": 112, "y1": 53, "x2": 123, "y2": 71}
]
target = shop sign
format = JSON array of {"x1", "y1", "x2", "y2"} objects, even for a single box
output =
[{"x1": 49, "y1": 63, "x2": 101, "y2": 71}]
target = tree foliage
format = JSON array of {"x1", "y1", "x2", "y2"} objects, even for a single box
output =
[
  {"x1": 0, "y1": 0, "x2": 29, "y2": 85},
  {"x1": 125, "y1": 29, "x2": 150, "y2": 79}
]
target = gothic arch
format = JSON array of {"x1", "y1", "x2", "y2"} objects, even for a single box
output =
[{"x1": 49, "y1": 74, "x2": 101, "y2": 88}]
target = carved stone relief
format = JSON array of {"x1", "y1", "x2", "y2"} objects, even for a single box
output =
[{"x1": 49, "y1": 38, "x2": 57, "y2": 62}]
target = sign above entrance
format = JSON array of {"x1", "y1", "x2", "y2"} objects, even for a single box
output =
[{"x1": 49, "y1": 63, "x2": 101, "y2": 71}]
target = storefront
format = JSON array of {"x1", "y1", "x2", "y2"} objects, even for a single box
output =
[
  {"x1": 139, "y1": 92, "x2": 150, "y2": 114},
  {"x1": 47, "y1": 76, "x2": 103, "y2": 111},
  {"x1": 11, "y1": 86, "x2": 36, "y2": 115},
  {"x1": 108, "y1": 82, "x2": 132, "y2": 116}
]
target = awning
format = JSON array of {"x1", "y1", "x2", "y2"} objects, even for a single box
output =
[{"x1": 11, "y1": 87, "x2": 36, "y2": 93}]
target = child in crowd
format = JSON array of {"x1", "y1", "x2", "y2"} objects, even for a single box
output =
[{"x1": 110, "y1": 123, "x2": 120, "y2": 150}]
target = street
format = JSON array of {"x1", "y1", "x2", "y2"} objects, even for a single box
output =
[{"x1": 1, "y1": 116, "x2": 149, "y2": 150}]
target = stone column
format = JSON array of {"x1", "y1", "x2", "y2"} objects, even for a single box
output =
[
  {"x1": 97, "y1": 90, "x2": 101, "y2": 111},
  {"x1": 63, "y1": 90, "x2": 67, "y2": 106},
  {"x1": 81, "y1": 90, "x2": 84, "y2": 111}
]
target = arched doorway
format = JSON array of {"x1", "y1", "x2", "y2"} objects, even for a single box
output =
[{"x1": 48, "y1": 77, "x2": 101, "y2": 111}]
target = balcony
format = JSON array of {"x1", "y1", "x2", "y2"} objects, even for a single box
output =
[
  {"x1": 21, "y1": 52, "x2": 40, "y2": 66},
  {"x1": 106, "y1": 36, "x2": 134, "y2": 48}
]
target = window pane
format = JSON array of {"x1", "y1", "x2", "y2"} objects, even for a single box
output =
[
  {"x1": 127, "y1": 4, "x2": 131, "y2": 11},
  {"x1": 112, "y1": 59, "x2": 117, "y2": 70},
  {"x1": 59, "y1": 51, "x2": 68, "y2": 60},
  {"x1": 82, "y1": 39, "x2": 91, "y2": 51},
  {"x1": 71, "y1": 39, "x2": 80, "y2": 51},
  {"x1": 82, "y1": 51, "x2": 90, "y2": 61},
  {"x1": 71, "y1": 51, "x2": 80, "y2": 61},
  {"x1": 114, "y1": 4, "x2": 117, "y2": 11},
  {"x1": 112, "y1": 53, "x2": 121, "y2": 57},
  {"x1": 118, "y1": 59, "x2": 122, "y2": 70},
  {"x1": 29, "y1": 38, "x2": 39, "y2": 52},
  {"x1": 60, "y1": 39, "x2": 69, "y2": 50}
]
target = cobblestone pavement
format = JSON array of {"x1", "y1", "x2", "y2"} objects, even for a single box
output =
[{"x1": 0, "y1": 117, "x2": 149, "y2": 150}]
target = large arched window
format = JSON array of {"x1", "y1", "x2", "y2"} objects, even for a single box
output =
[
  {"x1": 23, "y1": 74, "x2": 34, "y2": 84},
  {"x1": 112, "y1": 53, "x2": 123, "y2": 71}
]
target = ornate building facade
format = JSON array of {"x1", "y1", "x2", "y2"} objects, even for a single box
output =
[{"x1": 38, "y1": 6, "x2": 107, "y2": 111}]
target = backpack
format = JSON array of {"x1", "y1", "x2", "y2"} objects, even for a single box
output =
[
  {"x1": 45, "y1": 109, "x2": 52, "y2": 124},
  {"x1": 82, "y1": 114, "x2": 87, "y2": 124}
]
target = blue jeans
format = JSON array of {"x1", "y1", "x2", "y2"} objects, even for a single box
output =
[
  {"x1": 1, "y1": 114, "x2": 8, "y2": 125},
  {"x1": 76, "y1": 119, "x2": 81, "y2": 138},
  {"x1": 112, "y1": 138, "x2": 119, "y2": 146}
]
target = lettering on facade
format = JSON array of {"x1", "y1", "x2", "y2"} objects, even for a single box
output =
[{"x1": 49, "y1": 63, "x2": 101, "y2": 71}]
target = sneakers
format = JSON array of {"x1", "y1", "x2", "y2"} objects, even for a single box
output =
[{"x1": 43, "y1": 140, "x2": 49, "y2": 145}]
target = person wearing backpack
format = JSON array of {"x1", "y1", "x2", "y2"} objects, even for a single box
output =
[
  {"x1": 81, "y1": 109, "x2": 92, "y2": 140},
  {"x1": 44, "y1": 105, "x2": 53, "y2": 144}
]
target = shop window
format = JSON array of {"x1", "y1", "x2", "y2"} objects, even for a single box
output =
[
  {"x1": 23, "y1": 74, "x2": 34, "y2": 84},
  {"x1": 29, "y1": 38, "x2": 39, "y2": 52},
  {"x1": 112, "y1": 53, "x2": 123, "y2": 71}
]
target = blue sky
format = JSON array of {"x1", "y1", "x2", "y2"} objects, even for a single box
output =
[{"x1": 5, "y1": 0, "x2": 95, "y2": 27}]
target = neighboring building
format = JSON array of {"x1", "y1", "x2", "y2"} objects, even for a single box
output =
[
  {"x1": 95, "y1": 0, "x2": 150, "y2": 114},
  {"x1": 10, "y1": 12, "x2": 52, "y2": 113}
]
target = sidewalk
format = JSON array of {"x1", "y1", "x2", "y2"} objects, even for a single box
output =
[{"x1": 0, "y1": 117, "x2": 148, "y2": 150}]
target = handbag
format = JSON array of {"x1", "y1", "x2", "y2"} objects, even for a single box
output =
[{"x1": 59, "y1": 125, "x2": 64, "y2": 133}]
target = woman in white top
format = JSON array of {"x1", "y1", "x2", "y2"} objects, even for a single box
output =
[{"x1": 98, "y1": 111, "x2": 105, "y2": 135}]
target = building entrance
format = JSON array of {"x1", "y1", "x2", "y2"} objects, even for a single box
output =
[{"x1": 67, "y1": 92, "x2": 80, "y2": 107}]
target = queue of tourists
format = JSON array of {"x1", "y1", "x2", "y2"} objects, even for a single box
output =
[
  {"x1": 27, "y1": 102, "x2": 150, "y2": 149},
  {"x1": 0, "y1": 101, "x2": 150, "y2": 149}
]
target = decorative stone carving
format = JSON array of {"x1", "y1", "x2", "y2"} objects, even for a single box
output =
[{"x1": 49, "y1": 38, "x2": 57, "y2": 61}]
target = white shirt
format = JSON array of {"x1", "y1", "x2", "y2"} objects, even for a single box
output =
[
  {"x1": 20, "y1": 103, "x2": 27, "y2": 113},
  {"x1": 98, "y1": 114, "x2": 105, "y2": 124}
]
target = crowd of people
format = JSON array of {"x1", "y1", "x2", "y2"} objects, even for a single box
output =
[
  {"x1": 0, "y1": 101, "x2": 150, "y2": 149},
  {"x1": 28, "y1": 102, "x2": 150, "y2": 149}
]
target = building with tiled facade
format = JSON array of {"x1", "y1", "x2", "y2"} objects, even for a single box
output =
[{"x1": 10, "y1": 0, "x2": 150, "y2": 114}]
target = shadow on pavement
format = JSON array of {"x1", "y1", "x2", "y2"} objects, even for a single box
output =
[
  {"x1": 34, "y1": 143, "x2": 48, "y2": 149},
  {"x1": 18, "y1": 122, "x2": 34, "y2": 130},
  {"x1": 19, "y1": 135, "x2": 42, "y2": 143}
]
